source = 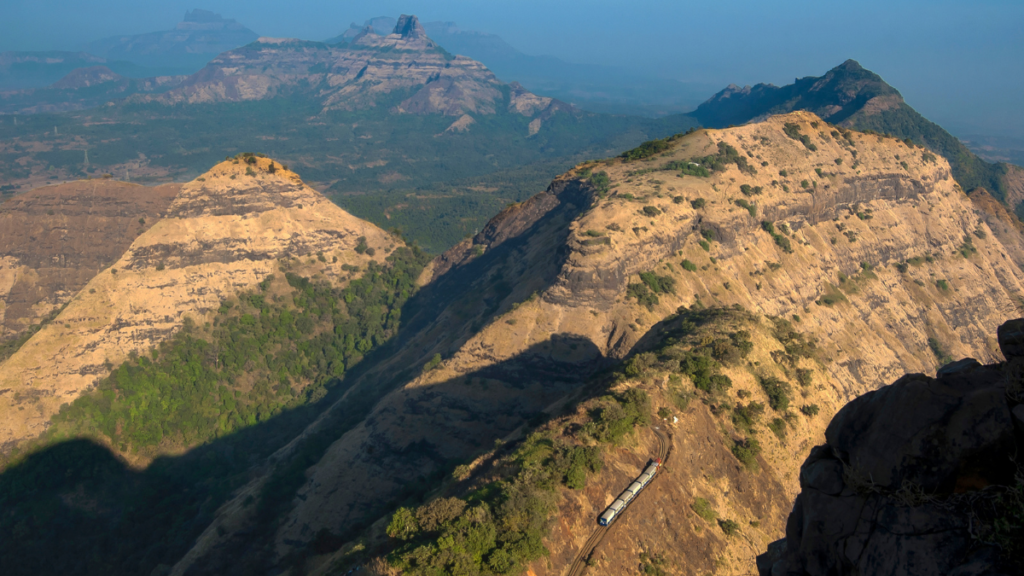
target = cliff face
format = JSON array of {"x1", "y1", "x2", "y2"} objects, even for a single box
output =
[
  {"x1": 171, "y1": 112, "x2": 1024, "y2": 573},
  {"x1": 760, "y1": 319, "x2": 1024, "y2": 576},
  {"x1": 0, "y1": 157, "x2": 394, "y2": 450},
  {"x1": 0, "y1": 179, "x2": 180, "y2": 342}
]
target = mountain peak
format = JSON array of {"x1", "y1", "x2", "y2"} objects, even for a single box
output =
[
  {"x1": 183, "y1": 9, "x2": 228, "y2": 23},
  {"x1": 393, "y1": 14, "x2": 426, "y2": 39},
  {"x1": 837, "y1": 58, "x2": 865, "y2": 71}
]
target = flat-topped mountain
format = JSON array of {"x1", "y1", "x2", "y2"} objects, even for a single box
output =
[
  {"x1": 84, "y1": 9, "x2": 259, "y2": 71},
  {"x1": 143, "y1": 15, "x2": 570, "y2": 121}
]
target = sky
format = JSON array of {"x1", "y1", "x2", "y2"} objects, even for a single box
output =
[{"x1": 3, "y1": 0, "x2": 1023, "y2": 137}]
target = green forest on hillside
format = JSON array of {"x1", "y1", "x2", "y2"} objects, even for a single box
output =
[{"x1": 0, "y1": 244, "x2": 433, "y2": 576}]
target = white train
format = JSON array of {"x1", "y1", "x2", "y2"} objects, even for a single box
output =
[{"x1": 598, "y1": 458, "x2": 661, "y2": 526}]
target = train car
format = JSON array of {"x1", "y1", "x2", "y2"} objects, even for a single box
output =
[
  {"x1": 599, "y1": 498, "x2": 627, "y2": 526},
  {"x1": 597, "y1": 458, "x2": 663, "y2": 526}
]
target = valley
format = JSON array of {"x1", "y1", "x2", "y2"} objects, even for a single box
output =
[{"x1": 1, "y1": 10, "x2": 1023, "y2": 576}]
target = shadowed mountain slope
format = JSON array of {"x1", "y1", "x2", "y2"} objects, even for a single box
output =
[{"x1": 759, "y1": 319, "x2": 1024, "y2": 575}]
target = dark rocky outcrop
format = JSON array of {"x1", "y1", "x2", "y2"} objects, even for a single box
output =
[{"x1": 759, "y1": 319, "x2": 1024, "y2": 576}]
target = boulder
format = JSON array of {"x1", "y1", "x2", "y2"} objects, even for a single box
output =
[
  {"x1": 998, "y1": 318, "x2": 1024, "y2": 359},
  {"x1": 761, "y1": 321, "x2": 1024, "y2": 575}
]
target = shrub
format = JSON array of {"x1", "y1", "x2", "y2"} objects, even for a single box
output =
[
  {"x1": 800, "y1": 404, "x2": 820, "y2": 417},
  {"x1": 692, "y1": 496, "x2": 716, "y2": 522},
  {"x1": 643, "y1": 205, "x2": 662, "y2": 217},
  {"x1": 564, "y1": 446, "x2": 603, "y2": 489},
  {"x1": 815, "y1": 168, "x2": 824, "y2": 177},
  {"x1": 627, "y1": 283, "x2": 659, "y2": 310},
  {"x1": 818, "y1": 284, "x2": 847, "y2": 306},
  {"x1": 422, "y1": 353, "x2": 442, "y2": 372},
  {"x1": 585, "y1": 389, "x2": 651, "y2": 444},
  {"x1": 416, "y1": 497, "x2": 467, "y2": 532},
  {"x1": 639, "y1": 272, "x2": 675, "y2": 294},
  {"x1": 959, "y1": 236, "x2": 977, "y2": 258},
  {"x1": 796, "y1": 369, "x2": 813, "y2": 387},
  {"x1": 761, "y1": 221, "x2": 793, "y2": 253},
  {"x1": 936, "y1": 279, "x2": 950, "y2": 291},
  {"x1": 590, "y1": 171, "x2": 611, "y2": 196},
  {"x1": 673, "y1": 195, "x2": 685, "y2": 204},
  {"x1": 735, "y1": 199, "x2": 757, "y2": 217},
  {"x1": 768, "y1": 417, "x2": 787, "y2": 440},
  {"x1": 800, "y1": 179, "x2": 810, "y2": 189},
  {"x1": 758, "y1": 376, "x2": 791, "y2": 411},
  {"x1": 699, "y1": 240, "x2": 711, "y2": 252},
  {"x1": 691, "y1": 198, "x2": 706, "y2": 209},
  {"x1": 732, "y1": 401, "x2": 765, "y2": 433},
  {"x1": 387, "y1": 507, "x2": 420, "y2": 540},
  {"x1": 355, "y1": 236, "x2": 369, "y2": 254},
  {"x1": 681, "y1": 259, "x2": 697, "y2": 272},
  {"x1": 691, "y1": 498, "x2": 717, "y2": 522},
  {"x1": 584, "y1": 230, "x2": 604, "y2": 237},
  {"x1": 783, "y1": 123, "x2": 817, "y2": 151},
  {"x1": 731, "y1": 437, "x2": 761, "y2": 471},
  {"x1": 657, "y1": 407, "x2": 671, "y2": 419},
  {"x1": 779, "y1": 170, "x2": 788, "y2": 177},
  {"x1": 718, "y1": 519, "x2": 740, "y2": 536},
  {"x1": 622, "y1": 138, "x2": 671, "y2": 161},
  {"x1": 739, "y1": 184, "x2": 763, "y2": 196}
]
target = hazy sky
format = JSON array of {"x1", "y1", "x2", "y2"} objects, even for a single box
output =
[{"x1": 3, "y1": 0, "x2": 1022, "y2": 137}]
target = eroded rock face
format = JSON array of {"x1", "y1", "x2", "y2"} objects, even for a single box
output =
[
  {"x1": 0, "y1": 180, "x2": 180, "y2": 340},
  {"x1": 760, "y1": 319, "x2": 1024, "y2": 575}
]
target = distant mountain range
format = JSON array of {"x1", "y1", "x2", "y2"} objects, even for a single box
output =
[
  {"x1": 0, "y1": 51, "x2": 162, "y2": 90},
  {"x1": 326, "y1": 17, "x2": 717, "y2": 117},
  {"x1": 83, "y1": 9, "x2": 259, "y2": 71},
  {"x1": 690, "y1": 59, "x2": 1024, "y2": 217},
  {"x1": 0, "y1": 16, "x2": 696, "y2": 252}
]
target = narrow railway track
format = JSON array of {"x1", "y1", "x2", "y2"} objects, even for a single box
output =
[{"x1": 565, "y1": 426, "x2": 671, "y2": 576}]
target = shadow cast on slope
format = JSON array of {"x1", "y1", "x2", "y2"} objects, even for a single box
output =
[{"x1": 0, "y1": 178, "x2": 598, "y2": 576}]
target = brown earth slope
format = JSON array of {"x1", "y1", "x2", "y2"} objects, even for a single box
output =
[
  {"x1": 171, "y1": 111, "x2": 1024, "y2": 574},
  {"x1": 0, "y1": 157, "x2": 393, "y2": 451},
  {"x1": 0, "y1": 179, "x2": 180, "y2": 342}
]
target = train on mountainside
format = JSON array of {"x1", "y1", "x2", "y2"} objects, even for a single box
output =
[{"x1": 598, "y1": 458, "x2": 661, "y2": 526}]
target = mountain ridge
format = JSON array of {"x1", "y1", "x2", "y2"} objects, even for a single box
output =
[{"x1": 692, "y1": 59, "x2": 1021, "y2": 218}]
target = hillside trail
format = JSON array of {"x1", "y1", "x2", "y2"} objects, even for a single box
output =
[{"x1": 565, "y1": 426, "x2": 672, "y2": 576}]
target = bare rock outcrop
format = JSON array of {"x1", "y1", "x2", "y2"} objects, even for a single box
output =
[
  {"x1": 0, "y1": 179, "x2": 180, "y2": 341},
  {"x1": 759, "y1": 319, "x2": 1024, "y2": 576}
]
